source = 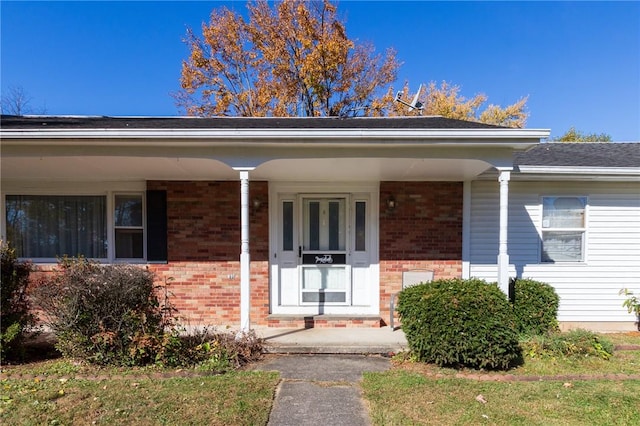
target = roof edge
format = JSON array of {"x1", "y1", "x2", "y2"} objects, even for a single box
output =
[
  {"x1": 518, "y1": 165, "x2": 640, "y2": 175},
  {"x1": 0, "y1": 127, "x2": 551, "y2": 140}
]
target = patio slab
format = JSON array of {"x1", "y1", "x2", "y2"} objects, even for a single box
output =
[{"x1": 254, "y1": 327, "x2": 408, "y2": 354}]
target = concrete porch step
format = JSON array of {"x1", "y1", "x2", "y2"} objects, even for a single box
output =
[
  {"x1": 255, "y1": 327, "x2": 408, "y2": 355},
  {"x1": 266, "y1": 315, "x2": 383, "y2": 328}
]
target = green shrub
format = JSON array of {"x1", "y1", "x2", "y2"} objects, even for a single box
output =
[
  {"x1": 397, "y1": 278, "x2": 522, "y2": 370},
  {"x1": 522, "y1": 329, "x2": 614, "y2": 360},
  {"x1": 32, "y1": 257, "x2": 166, "y2": 366},
  {"x1": 511, "y1": 278, "x2": 559, "y2": 336},
  {"x1": 1, "y1": 242, "x2": 36, "y2": 361}
]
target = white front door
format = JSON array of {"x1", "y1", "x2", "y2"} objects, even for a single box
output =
[{"x1": 271, "y1": 187, "x2": 378, "y2": 315}]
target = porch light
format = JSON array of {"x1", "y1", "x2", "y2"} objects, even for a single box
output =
[
  {"x1": 386, "y1": 196, "x2": 396, "y2": 210},
  {"x1": 253, "y1": 198, "x2": 262, "y2": 211}
]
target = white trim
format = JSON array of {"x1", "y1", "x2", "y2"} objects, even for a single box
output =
[
  {"x1": 238, "y1": 170, "x2": 251, "y2": 332},
  {"x1": 539, "y1": 195, "x2": 589, "y2": 264},
  {"x1": 268, "y1": 182, "x2": 380, "y2": 316},
  {"x1": 2, "y1": 128, "x2": 551, "y2": 142},
  {"x1": 112, "y1": 192, "x2": 146, "y2": 262},
  {"x1": 519, "y1": 166, "x2": 640, "y2": 175},
  {"x1": 270, "y1": 181, "x2": 379, "y2": 195},
  {"x1": 497, "y1": 168, "x2": 512, "y2": 294}
]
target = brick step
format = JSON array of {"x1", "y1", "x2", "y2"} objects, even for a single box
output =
[{"x1": 266, "y1": 315, "x2": 383, "y2": 328}]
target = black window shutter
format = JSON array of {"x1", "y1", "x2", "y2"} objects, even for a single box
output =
[{"x1": 146, "y1": 190, "x2": 167, "y2": 262}]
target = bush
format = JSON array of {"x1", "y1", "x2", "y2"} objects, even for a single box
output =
[
  {"x1": 511, "y1": 278, "x2": 559, "y2": 336},
  {"x1": 522, "y1": 329, "x2": 614, "y2": 360},
  {"x1": 131, "y1": 327, "x2": 264, "y2": 372},
  {"x1": 397, "y1": 278, "x2": 522, "y2": 370},
  {"x1": 32, "y1": 257, "x2": 264, "y2": 370},
  {"x1": 33, "y1": 258, "x2": 166, "y2": 366},
  {"x1": 1, "y1": 242, "x2": 36, "y2": 361}
]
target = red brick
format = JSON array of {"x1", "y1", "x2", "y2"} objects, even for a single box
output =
[{"x1": 140, "y1": 180, "x2": 464, "y2": 328}]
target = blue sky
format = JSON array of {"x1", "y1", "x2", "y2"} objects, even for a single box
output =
[{"x1": 1, "y1": 1, "x2": 639, "y2": 140}]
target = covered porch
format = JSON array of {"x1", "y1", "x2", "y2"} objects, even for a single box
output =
[{"x1": 0, "y1": 116, "x2": 550, "y2": 330}]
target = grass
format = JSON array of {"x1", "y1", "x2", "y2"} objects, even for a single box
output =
[
  {"x1": 363, "y1": 371, "x2": 640, "y2": 425},
  {"x1": 1, "y1": 358, "x2": 221, "y2": 379},
  {"x1": 362, "y1": 332, "x2": 640, "y2": 425},
  {"x1": 1, "y1": 371, "x2": 278, "y2": 425},
  {"x1": 2, "y1": 332, "x2": 639, "y2": 425},
  {"x1": 604, "y1": 331, "x2": 640, "y2": 346},
  {"x1": 513, "y1": 348, "x2": 640, "y2": 376}
]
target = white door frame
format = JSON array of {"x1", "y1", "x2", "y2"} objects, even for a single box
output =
[{"x1": 269, "y1": 182, "x2": 380, "y2": 315}]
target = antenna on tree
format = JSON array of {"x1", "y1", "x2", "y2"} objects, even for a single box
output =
[{"x1": 394, "y1": 84, "x2": 424, "y2": 115}]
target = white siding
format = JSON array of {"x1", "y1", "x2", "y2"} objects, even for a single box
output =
[{"x1": 469, "y1": 180, "x2": 640, "y2": 323}]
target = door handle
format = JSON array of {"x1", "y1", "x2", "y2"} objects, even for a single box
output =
[{"x1": 298, "y1": 246, "x2": 302, "y2": 258}]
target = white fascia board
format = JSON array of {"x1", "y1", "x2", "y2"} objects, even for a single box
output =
[
  {"x1": 0, "y1": 128, "x2": 550, "y2": 150},
  {"x1": 0, "y1": 127, "x2": 550, "y2": 141},
  {"x1": 518, "y1": 166, "x2": 640, "y2": 176}
]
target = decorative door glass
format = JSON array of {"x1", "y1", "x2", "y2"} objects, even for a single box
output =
[{"x1": 300, "y1": 198, "x2": 348, "y2": 304}]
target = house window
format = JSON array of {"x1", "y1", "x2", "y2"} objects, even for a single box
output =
[
  {"x1": 4, "y1": 193, "x2": 146, "y2": 261},
  {"x1": 114, "y1": 194, "x2": 144, "y2": 259},
  {"x1": 5, "y1": 195, "x2": 107, "y2": 259},
  {"x1": 541, "y1": 196, "x2": 587, "y2": 262}
]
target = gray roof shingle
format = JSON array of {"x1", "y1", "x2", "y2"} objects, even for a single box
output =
[
  {"x1": 0, "y1": 115, "x2": 506, "y2": 130},
  {"x1": 515, "y1": 143, "x2": 640, "y2": 168}
]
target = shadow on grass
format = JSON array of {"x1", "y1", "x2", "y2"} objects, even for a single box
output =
[{"x1": 2, "y1": 333, "x2": 61, "y2": 365}]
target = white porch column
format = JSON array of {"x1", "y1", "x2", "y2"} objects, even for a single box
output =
[
  {"x1": 497, "y1": 168, "x2": 512, "y2": 295},
  {"x1": 235, "y1": 168, "x2": 254, "y2": 333}
]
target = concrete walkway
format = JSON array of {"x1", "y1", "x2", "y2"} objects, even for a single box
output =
[
  {"x1": 250, "y1": 329, "x2": 404, "y2": 426},
  {"x1": 253, "y1": 354, "x2": 391, "y2": 426}
]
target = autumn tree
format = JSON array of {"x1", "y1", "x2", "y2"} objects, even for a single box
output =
[
  {"x1": 176, "y1": 0, "x2": 399, "y2": 117},
  {"x1": 385, "y1": 81, "x2": 529, "y2": 128},
  {"x1": 551, "y1": 127, "x2": 612, "y2": 142}
]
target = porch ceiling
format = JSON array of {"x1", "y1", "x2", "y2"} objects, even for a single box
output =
[{"x1": 1, "y1": 156, "x2": 493, "y2": 182}]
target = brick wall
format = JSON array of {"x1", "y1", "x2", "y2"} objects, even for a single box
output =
[
  {"x1": 23, "y1": 180, "x2": 465, "y2": 329},
  {"x1": 379, "y1": 181, "x2": 463, "y2": 325},
  {"x1": 143, "y1": 180, "x2": 462, "y2": 328},
  {"x1": 147, "y1": 180, "x2": 270, "y2": 327}
]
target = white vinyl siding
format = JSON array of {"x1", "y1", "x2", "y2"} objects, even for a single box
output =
[{"x1": 469, "y1": 180, "x2": 640, "y2": 323}]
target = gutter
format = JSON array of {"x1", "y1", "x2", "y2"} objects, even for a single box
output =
[
  {"x1": 518, "y1": 165, "x2": 640, "y2": 176},
  {"x1": 0, "y1": 127, "x2": 550, "y2": 141}
]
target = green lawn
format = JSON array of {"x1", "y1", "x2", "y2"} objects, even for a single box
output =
[
  {"x1": 363, "y1": 371, "x2": 640, "y2": 426},
  {"x1": 1, "y1": 371, "x2": 278, "y2": 425},
  {"x1": 2, "y1": 332, "x2": 639, "y2": 425},
  {"x1": 362, "y1": 332, "x2": 640, "y2": 425}
]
